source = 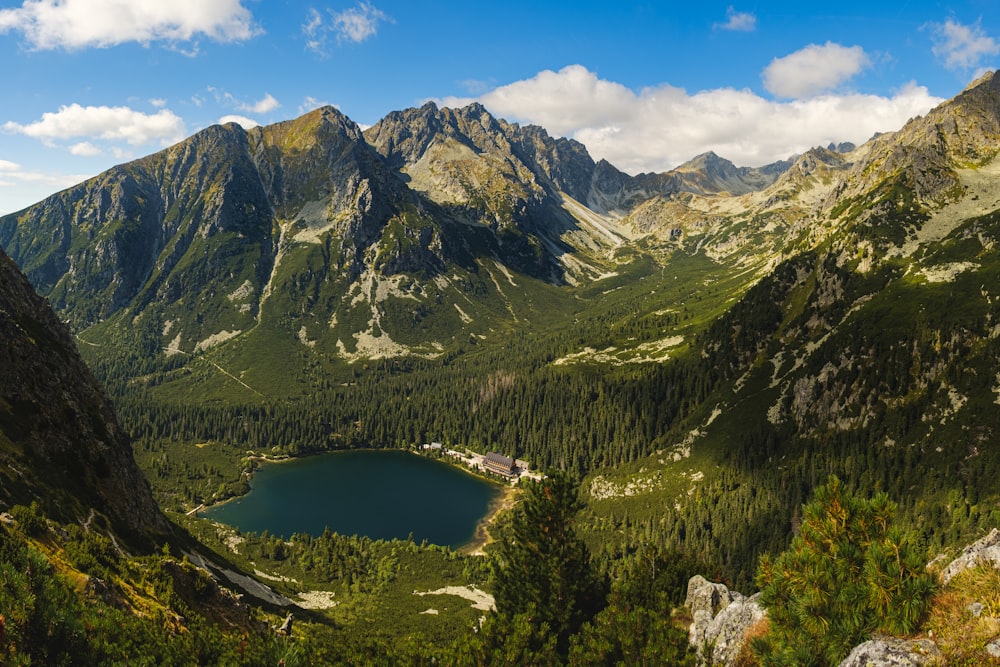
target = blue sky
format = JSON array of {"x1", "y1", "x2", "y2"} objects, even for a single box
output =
[{"x1": 0, "y1": 0, "x2": 998, "y2": 214}]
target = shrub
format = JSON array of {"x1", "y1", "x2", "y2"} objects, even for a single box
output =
[{"x1": 753, "y1": 476, "x2": 935, "y2": 666}]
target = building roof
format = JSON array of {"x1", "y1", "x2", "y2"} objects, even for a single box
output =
[{"x1": 484, "y1": 452, "x2": 515, "y2": 468}]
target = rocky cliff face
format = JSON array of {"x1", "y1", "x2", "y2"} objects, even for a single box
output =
[
  {"x1": 829, "y1": 70, "x2": 1000, "y2": 214},
  {"x1": 366, "y1": 102, "x2": 546, "y2": 220},
  {"x1": 0, "y1": 246, "x2": 168, "y2": 538}
]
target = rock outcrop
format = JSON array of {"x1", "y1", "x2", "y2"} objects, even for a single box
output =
[
  {"x1": 837, "y1": 638, "x2": 941, "y2": 666},
  {"x1": 686, "y1": 575, "x2": 766, "y2": 666},
  {"x1": 941, "y1": 528, "x2": 1000, "y2": 584}
]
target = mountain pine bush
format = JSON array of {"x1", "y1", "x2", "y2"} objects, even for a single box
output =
[{"x1": 753, "y1": 475, "x2": 935, "y2": 666}]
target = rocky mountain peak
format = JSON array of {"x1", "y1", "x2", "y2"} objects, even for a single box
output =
[
  {"x1": 828, "y1": 69, "x2": 1000, "y2": 211},
  {"x1": 677, "y1": 151, "x2": 733, "y2": 173},
  {"x1": 827, "y1": 141, "x2": 857, "y2": 154}
]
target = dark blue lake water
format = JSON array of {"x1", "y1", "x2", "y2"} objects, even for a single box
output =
[{"x1": 202, "y1": 449, "x2": 501, "y2": 548}]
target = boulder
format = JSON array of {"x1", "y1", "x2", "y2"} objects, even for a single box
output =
[
  {"x1": 686, "y1": 574, "x2": 737, "y2": 618},
  {"x1": 686, "y1": 576, "x2": 766, "y2": 666},
  {"x1": 702, "y1": 593, "x2": 766, "y2": 665},
  {"x1": 838, "y1": 637, "x2": 940, "y2": 666},
  {"x1": 941, "y1": 528, "x2": 1000, "y2": 584}
]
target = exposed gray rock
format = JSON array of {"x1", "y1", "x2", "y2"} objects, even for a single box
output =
[
  {"x1": 703, "y1": 593, "x2": 766, "y2": 665},
  {"x1": 987, "y1": 638, "x2": 1000, "y2": 658},
  {"x1": 967, "y1": 601, "x2": 985, "y2": 618},
  {"x1": 686, "y1": 574, "x2": 737, "y2": 618},
  {"x1": 686, "y1": 576, "x2": 766, "y2": 666},
  {"x1": 838, "y1": 638, "x2": 940, "y2": 666},
  {"x1": 941, "y1": 528, "x2": 1000, "y2": 584}
]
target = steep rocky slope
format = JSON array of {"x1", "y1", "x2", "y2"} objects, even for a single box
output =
[
  {"x1": 0, "y1": 246, "x2": 168, "y2": 538},
  {"x1": 585, "y1": 70, "x2": 1000, "y2": 587}
]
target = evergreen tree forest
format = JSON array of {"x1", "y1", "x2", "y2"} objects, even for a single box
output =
[{"x1": 101, "y1": 242, "x2": 1000, "y2": 594}]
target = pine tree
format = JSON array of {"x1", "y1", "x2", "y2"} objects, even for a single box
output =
[
  {"x1": 490, "y1": 471, "x2": 608, "y2": 656},
  {"x1": 753, "y1": 475, "x2": 935, "y2": 666}
]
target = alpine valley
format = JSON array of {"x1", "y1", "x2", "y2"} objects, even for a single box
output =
[{"x1": 5, "y1": 71, "x2": 1000, "y2": 664}]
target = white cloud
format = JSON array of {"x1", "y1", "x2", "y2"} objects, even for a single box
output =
[
  {"x1": 0, "y1": 0, "x2": 259, "y2": 50},
  {"x1": 715, "y1": 6, "x2": 756, "y2": 32},
  {"x1": 299, "y1": 96, "x2": 335, "y2": 114},
  {"x1": 4, "y1": 104, "x2": 186, "y2": 147},
  {"x1": 763, "y1": 42, "x2": 871, "y2": 99},
  {"x1": 239, "y1": 93, "x2": 280, "y2": 114},
  {"x1": 208, "y1": 86, "x2": 279, "y2": 115},
  {"x1": 69, "y1": 141, "x2": 102, "y2": 156},
  {"x1": 436, "y1": 65, "x2": 944, "y2": 174},
  {"x1": 150, "y1": 98, "x2": 167, "y2": 108},
  {"x1": 0, "y1": 165, "x2": 93, "y2": 214},
  {"x1": 303, "y1": 8, "x2": 324, "y2": 53},
  {"x1": 439, "y1": 65, "x2": 637, "y2": 136},
  {"x1": 333, "y1": 1, "x2": 388, "y2": 43},
  {"x1": 304, "y1": 2, "x2": 390, "y2": 55},
  {"x1": 218, "y1": 114, "x2": 259, "y2": 129},
  {"x1": 929, "y1": 19, "x2": 1000, "y2": 71}
]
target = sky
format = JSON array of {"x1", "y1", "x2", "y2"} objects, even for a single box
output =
[{"x1": 0, "y1": 1, "x2": 998, "y2": 215}]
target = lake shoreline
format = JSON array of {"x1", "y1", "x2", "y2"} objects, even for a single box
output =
[
  {"x1": 199, "y1": 447, "x2": 506, "y2": 550},
  {"x1": 459, "y1": 482, "x2": 519, "y2": 556}
]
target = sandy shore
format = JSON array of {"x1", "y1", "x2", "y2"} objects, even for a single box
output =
[{"x1": 460, "y1": 483, "x2": 519, "y2": 556}]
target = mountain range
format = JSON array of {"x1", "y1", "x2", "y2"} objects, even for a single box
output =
[
  {"x1": 4, "y1": 67, "x2": 1000, "y2": 664},
  {"x1": 0, "y1": 97, "x2": 799, "y2": 360},
  {"x1": 4, "y1": 69, "x2": 1000, "y2": 502}
]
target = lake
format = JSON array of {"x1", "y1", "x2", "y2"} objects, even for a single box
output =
[{"x1": 202, "y1": 449, "x2": 501, "y2": 548}]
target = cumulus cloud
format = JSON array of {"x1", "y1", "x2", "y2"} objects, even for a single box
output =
[
  {"x1": 304, "y1": 2, "x2": 390, "y2": 55},
  {"x1": 218, "y1": 114, "x2": 259, "y2": 129},
  {"x1": 440, "y1": 65, "x2": 637, "y2": 136},
  {"x1": 763, "y1": 42, "x2": 871, "y2": 98},
  {"x1": 4, "y1": 104, "x2": 186, "y2": 147},
  {"x1": 715, "y1": 7, "x2": 756, "y2": 32},
  {"x1": 0, "y1": 0, "x2": 259, "y2": 50},
  {"x1": 436, "y1": 65, "x2": 943, "y2": 174},
  {"x1": 239, "y1": 93, "x2": 280, "y2": 114},
  {"x1": 69, "y1": 141, "x2": 102, "y2": 156},
  {"x1": 929, "y1": 19, "x2": 1000, "y2": 71}
]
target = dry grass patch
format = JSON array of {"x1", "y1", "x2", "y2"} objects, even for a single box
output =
[
  {"x1": 926, "y1": 564, "x2": 1000, "y2": 665},
  {"x1": 732, "y1": 617, "x2": 769, "y2": 667}
]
